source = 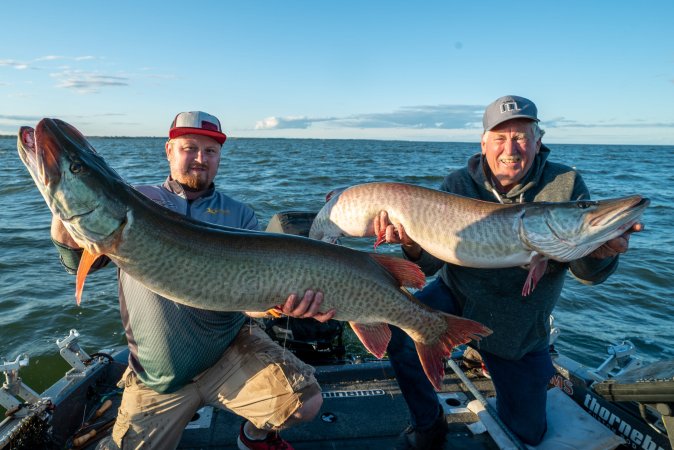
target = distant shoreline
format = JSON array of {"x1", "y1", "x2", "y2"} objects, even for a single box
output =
[
  {"x1": 2, "y1": 134, "x2": 674, "y2": 147},
  {"x1": 1, "y1": 134, "x2": 673, "y2": 147}
]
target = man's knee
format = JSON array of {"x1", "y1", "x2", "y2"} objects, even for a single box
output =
[{"x1": 292, "y1": 391, "x2": 323, "y2": 422}]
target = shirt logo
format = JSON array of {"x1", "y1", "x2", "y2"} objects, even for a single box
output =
[{"x1": 206, "y1": 208, "x2": 230, "y2": 215}]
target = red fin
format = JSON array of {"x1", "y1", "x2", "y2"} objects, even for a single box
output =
[
  {"x1": 522, "y1": 254, "x2": 549, "y2": 296},
  {"x1": 370, "y1": 253, "x2": 425, "y2": 289},
  {"x1": 414, "y1": 313, "x2": 492, "y2": 391},
  {"x1": 373, "y1": 230, "x2": 386, "y2": 250},
  {"x1": 349, "y1": 322, "x2": 392, "y2": 359},
  {"x1": 76, "y1": 250, "x2": 102, "y2": 306}
]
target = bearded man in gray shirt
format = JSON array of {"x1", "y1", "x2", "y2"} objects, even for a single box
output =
[{"x1": 50, "y1": 111, "x2": 334, "y2": 450}]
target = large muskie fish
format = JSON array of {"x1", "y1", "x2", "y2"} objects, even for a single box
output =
[
  {"x1": 17, "y1": 118, "x2": 491, "y2": 390},
  {"x1": 309, "y1": 182, "x2": 648, "y2": 295}
]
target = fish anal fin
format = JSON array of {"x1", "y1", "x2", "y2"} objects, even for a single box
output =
[
  {"x1": 76, "y1": 249, "x2": 103, "y2": 306},
  {"x1": 370, "y1": 253, "x2": 425, "y2": 289},
  {"x1": 349, "y1": 321, "x2": 391, "y2": 359},
  {"x1": 414, "y1": 313, "x2": 493, "y2": 391},
  {"x1": 522, "y1": 254, "x2": 549, "y2": 296}
]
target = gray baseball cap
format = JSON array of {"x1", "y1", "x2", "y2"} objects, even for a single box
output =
[{"x1": 482, "y1": 95, "x2": 539, "y2": 131}]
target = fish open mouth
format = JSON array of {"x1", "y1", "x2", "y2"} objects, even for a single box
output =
[
  {"x1": 589, "y1": 196, "x2": 650, "y2": 227},
  {"x1": 17, "y1": 127, "x2": 36, "y2": 162},
  {"x1": 62, "y1": 209, "x2": 96, "y2": 222},
  {"x1": 634, "y1": 197, "x2": 650, "y2": 208}
]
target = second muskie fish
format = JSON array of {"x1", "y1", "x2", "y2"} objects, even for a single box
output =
[
  {"x1": 17, "y1": 118, "x2": 492, "y2": 390},
  {"x1": 309, "y1": 182, "x2": 648, "y2": 295}
]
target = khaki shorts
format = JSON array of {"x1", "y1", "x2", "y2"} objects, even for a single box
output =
[{"x1": 106, "y1": 322, "x2": 320, "y2": 449}]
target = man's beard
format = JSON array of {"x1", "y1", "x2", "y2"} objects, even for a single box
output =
[{"x1": 179, "y1": 168, "x2": 210, "y2": 191}]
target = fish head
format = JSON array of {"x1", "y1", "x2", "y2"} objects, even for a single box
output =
[
  {"x1": 17, "y1": 119, "x2": 129, "y2": 249},
  {"x1": 520, "y1": 196, "x2": 649, "y2": 261}
]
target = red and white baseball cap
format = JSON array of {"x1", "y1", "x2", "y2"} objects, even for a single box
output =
[{"x1": 169, "y1": 111, "x2": 227, "y2": 144}]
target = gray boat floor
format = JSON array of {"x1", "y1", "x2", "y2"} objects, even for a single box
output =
[
  {"x1": 56, "y1": 358, "x2": 500, "y2": 449},
  {"x1": 5, "y1": 351, "x2": 499, "y2": 449},
  {"x1": 174, "y1": 360, "x2": 499, "y2": 449}
]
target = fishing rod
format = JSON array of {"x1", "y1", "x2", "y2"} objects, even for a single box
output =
[{"x1": 446, "y1": 359, "x2": 528, "y2": 450}]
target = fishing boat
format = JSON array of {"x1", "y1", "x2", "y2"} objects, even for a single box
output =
[{"x1": 1, "y1": 212, "x2": 672, "y2": 450}]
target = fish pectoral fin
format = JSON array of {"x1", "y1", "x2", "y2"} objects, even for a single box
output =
[
  {"x1": 75, "y1": 249, "x2": 103, "y2": 306},
  {"x1": 370, "y1": 253, "x2": 425, "y2": 289},
  {"x1": 349, "y1": 322, "x2": 391, "y2": 359},
  {"x1": 373, "y1": 230, "x2": 386, "y2": 249},
  {"x1": 522, "y1": 254, "x2": 549, "y2": 296},
  {"x1": 414, "y1": 313, "x2": 492, "y2": 391},
  {"x1": 265, "y1": 305, "x2": 285, "y2": 318}
]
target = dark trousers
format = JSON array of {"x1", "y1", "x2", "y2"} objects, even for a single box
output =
[{"x1": 386, "y1": 278, "x2": 555, "y2": 445}]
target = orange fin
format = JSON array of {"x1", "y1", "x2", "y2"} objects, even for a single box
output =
[
  {"x1": 370, "y1": 253, "x2": 425, "y2": 289},
  {"x1": 349, "y1": 321, "x2": 391, "y2": 359},
  {"x1": 266, "y1": 305, "x2": 285, "y2": 318},
  {"x1": 76, "y1": 249, "x2": 102, "y2": 306},
  {"x1": 414, "y1": 313, "x2": 493, "y2": 391}
]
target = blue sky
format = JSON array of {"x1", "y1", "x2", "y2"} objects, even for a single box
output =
[{"x1": 1, "y1": 1, "x2": 672, "y2": 145}]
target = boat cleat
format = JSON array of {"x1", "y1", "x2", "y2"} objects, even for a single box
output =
[
  {"x1": 590, "y1": 340, "x2": 643, "y2": 381},
  {"x1": 0, "y1": 353, "x2": 41, "y2": 416},
  {"x1": 56, "y1": 329, "x2": 93, "y2": 378}
]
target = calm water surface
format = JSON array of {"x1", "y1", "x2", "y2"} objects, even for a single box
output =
[{"x1": 1, "y1": 136, "x2": 672, "y2": 392}]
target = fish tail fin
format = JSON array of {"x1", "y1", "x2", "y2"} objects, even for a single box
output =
[
  {"x1": 349, "y1": 322, "x2": 391, "y2": 359},
  {"x1": 414, "y1": 313, "x2": 492, "y2": 391},
  {"x1": 75, "y1": 249, "x2": 103, "y2": 306},
  {"x1": 370, "y1": 253, "x2": 425, "y2": 289}
]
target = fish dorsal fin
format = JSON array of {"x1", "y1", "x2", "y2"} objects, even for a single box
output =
[
  {"x1": 370, "y1": 253, "x2": 425, "y2": 289},
  {"x1": 349, "y1": 322, "x2": 391, "y2": 359},
  {"x1": 76, "y1": 249, "x2": 102, "y2": 306}
]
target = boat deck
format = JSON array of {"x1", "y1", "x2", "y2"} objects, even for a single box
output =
[
  {"x1": 39, "y1": 350, "x2": 499, "y2": 449},
  {"x1": 177, "y1": 360, "x2": 499, "y2": 449}
]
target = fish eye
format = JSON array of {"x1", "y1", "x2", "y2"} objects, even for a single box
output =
[
  {"x1": 577, "y1": 201, "x2": 594, "y2": 209},
  {"x1": 70, "y1": 161, "x2": 84, "y2": 174}
]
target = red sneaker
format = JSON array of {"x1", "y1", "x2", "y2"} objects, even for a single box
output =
[
  {"x1": 237, "y1": 422, "x2": 294, "y2": 450},
  {"x1": 481, "y1": 362, "x2": 491, "y2": 379}
]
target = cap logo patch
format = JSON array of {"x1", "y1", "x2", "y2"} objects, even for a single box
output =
[
  {"x1": 200, "y1": 120, "x2": 219, "y2": 132},
  {"x1": 500, "y1": 101, "x2": 520, "y2": 114}
]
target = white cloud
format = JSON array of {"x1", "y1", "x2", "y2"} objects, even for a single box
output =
[
  {"x1": 0, "y1": 114, "x2": 43, "y2": 120},
  {"x1": 255, "y1": 105, "x2": 674, "y2": 133},
  {"x1": 256, "y1": 116, "x2": 321, "y2": 130},
  {"x1": 50, "y1": 70, "x2": 129, "y2": 94},
  {"x1": 35, "y1": 55, "x2": 64, "y2": 61},
  {"x1": 0, "y1": 55, "x2": 100, "y2": 72},
  {"x1": 256, "y1": 105, "x2": 483, "y2": 131},
  {"x1": 35, "y1": 55, "x2": 96, "y2": 62},
  {"x1": 0, "y1": 59, "x2": 29, "y2": 70}
]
